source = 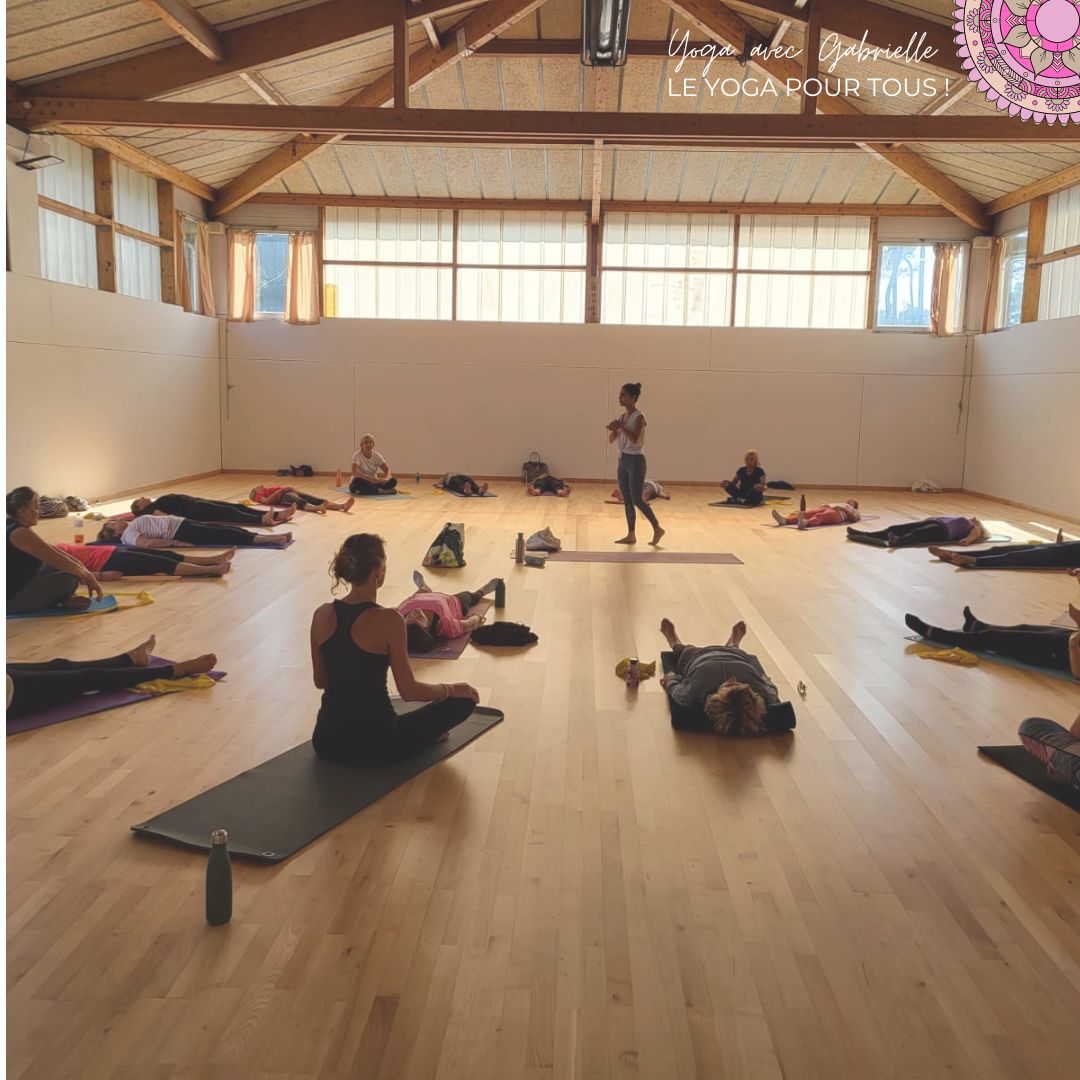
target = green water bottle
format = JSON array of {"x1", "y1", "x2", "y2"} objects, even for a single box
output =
[{"x1": 206, "y1": 829, "x2": 232, "y2": 926}]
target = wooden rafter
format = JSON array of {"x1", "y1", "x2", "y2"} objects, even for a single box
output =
[
  {"x1": 208, "y1": 0, "x2": 551, "y2": 215},
  {"x1": 987, "y1": 162, "x2": 1080, "y2": 215},
  {"x1": 15, "y1": 99, "x2": 1067, "y2": 146},
  {"x1": 662, "y1": 0, "x2": 990, "y2": 230},
  {"x1": 238, "y1": 71, "x2": 290, "y2": 106},
  {"x1": 139, "y1": 0, "x2": 223, "y2": 62},
  {"x1": 21, "y1": 0, "x2": 472, "y2": 101}
]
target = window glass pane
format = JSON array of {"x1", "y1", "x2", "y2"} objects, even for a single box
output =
[
  {"x1": 182, "y1": 219, "x2": 200, "y2": 314},
  {"x1": 255, "y1": 232, "x2": 288, "y2": 315},
  {"x1": 736, "y1": 273, "x2": 867, "y2": 328},
  {"x1": 457, "y1": 211, "x2": 587, "y2": 266},
  {"x1": 324, "y1": 265, "x2": 453, "y2": 319},
  {"x1": 876, "y1": 244, "x2": 936, "y2": 328},
  {"x1": 601, "y1": 271, "x2": 733, "y2": 326},
  {"x1": 116, "y1": 234, "x2": 162, "y2": 302},
  {"x1": 323, "y1": 207, "x2": 452, "y2": 263},
  {"x1": 738, "y1": 215, "x2": 871, "y2": 272},
  {"x1": 603, "y1": 213, "x2": 734, "y2": 269},
  {"x1": 113, "y1": 161, "x2": 159, "y2": 233},
  {"x1": 35, "y1": 134, "x2": 95, "y2": 213},
  {"x1": 38, "y1": 208, "x2": 97, "y2": 288},
  {"x1": 1040, "y1": 252, "x2": 1080, "y2": 321},
  {"x1": 1046, "y1": 183, "x2": 1080, "y2": 254},
  {"x1": 456, "y1": 269, "x2": 585, "y2": 322}
]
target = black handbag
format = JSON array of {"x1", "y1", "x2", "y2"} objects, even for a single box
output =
[{"x1": 521, "y1": 452, "x2": 548, "y2": 485}]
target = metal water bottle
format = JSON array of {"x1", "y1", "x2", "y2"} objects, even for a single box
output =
[
  {"x1": 494, "y1": 579, "x2": 506, "y2": 608},
  {"x1": 416, "y1": 471, "x2": 422, "y2": 485},
  {"x1": 626, "y1": 658, "x2": 640, "y2": 689},
  {"x1": 514, "y1": 533, "x2": 525, "y2": 564},
  {"x1": 205, "y1": 829, "x2": 232, "y2": 926},
  {"x1": 73, "y1": 516, "x2": 85, "y2": 544}
]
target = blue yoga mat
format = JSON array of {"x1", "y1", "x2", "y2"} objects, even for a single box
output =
[
  {"x1": 905, "y1": 635, "x2": 1077, "y2": 683},
  {"x1": 333, "y1": 487, "x2": 413, "y2": 499},
  {"x1": 7, "y1": 595, "x2": 118, "y2": 620}
]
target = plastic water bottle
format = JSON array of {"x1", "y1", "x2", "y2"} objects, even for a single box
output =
[
  {"x1": 514, "y1": 533, "x2": 525, "y2": 564},
  {"x1": 205, "y1": 829, "x2": 232, "y2": 926},
  {"x1": 626, "y1": 658, "x2": 640, "y2": 689},
  {"x1": 416, "y1": 471, "x2": 421, "y2": 485},
  {"x1": 494, "y1": 579, "x2": 506, "y2": 608},
  {"x1": 73, "y1": 516, "x2": 84, "y2": 544}
]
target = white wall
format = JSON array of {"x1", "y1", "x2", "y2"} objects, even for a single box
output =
[
  {"x1": 6, "y1": 273, "x2": 221, "y2": 499},
  {"x1": 965, "y1": 317, "x2": 1080, "y2": 519},
  {"x1": 223, "y1": 319, "x2": 969, "y2": 486}
]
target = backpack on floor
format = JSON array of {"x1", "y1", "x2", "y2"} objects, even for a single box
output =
[
  {"x1": 422, "y1": 522, "x2": 466, "y2": 568},
  {"x1": 522, "y1": 452, "x2": 548, "y2": 485},
  {"x1": 472, "y1": 621, "x2": 538, "y2": 647},
  {"x1": 290, "y1": 464, "x2": 315, "y2": 478},
  {"x1": 38, "y1": 496, "x2": 69, "y2": 518}
]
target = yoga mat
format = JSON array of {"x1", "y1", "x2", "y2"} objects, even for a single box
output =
[
  {"x1": 765, "y1": 514, "x2": 880, "y2": 529},
  {"x1": 406, "y1": 599, "x2": 493, "y2": 660},
  {"x1": 904, "y1": 635, "x2": 1078, "y2": 683},
  {"x1": 547, "y1": 551, "x2": 743, "y2": 565},
  {"x1": 7, "y1": 595, "x2": 118, "y2": 620},
  {"x1": 132, "y1": 702, "x2": 504, "y2": 862},
  {"x1": 710, "y1": 495, "x2": 790, "y2": 507},
  {"x1": 333, "y1": 487, "x2": 412, "y2": 499},
  {"x1": 659, "y1": 652, "x2": 796, "y2": 735},
  {"x1": 434, "y1": 485, "x2": 497, "y2": 498},
  {"x1": 978, "y1": 745, "x2": 1080, "y2": 814},
  {"x1": 6, "y1": 657, "x2": 226, "y2": 736}
]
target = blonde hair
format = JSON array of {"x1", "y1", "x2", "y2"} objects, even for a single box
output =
[
  {"x1": 359, "y1": 433, "x2": 375, "y2": 446},
  {"x1": 705, "y1": 683, "x2": 767, "y2": 737},
  {"x1": 744, "y1": 448, "x2": 761, "y2": 467}
]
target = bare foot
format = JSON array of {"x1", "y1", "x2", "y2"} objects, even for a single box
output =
[
  {"x1": 173, "y1": 653, "x2": 217, "y2": 677},
  {"x1": 556, "y1": 488, "x2": 570, "y2": 498},
  {"x1": 278, "y1": 505, "x2": 296, "y2": 522},
  {"x1": 99, "y1": 570, "x2": 124, "y2": 581},
  {"x1": 334, "y1": 497, "x2": 355, "y2": 512},
  {"x1": 650, "y1": 526, "x2": 666, "y2": 546},
  {"x1": 220, "y1": 548, "x2": 237, "y2": 562},
  {"x1": 771, "y1": 509, "x2": 787, "y2": 527},
  {"x1": 729, "y1": 620, "x2": 747, "y2": 647},
  {"x1": 127, "y1": 635, "x2": 157, "y2": 666},
  {"x1": 211, "y1": 563, "x2": 231, "y2": 577},
  {"x1": 659, "y1": 618, "x2": 680, "y2": 647},
  {"x1": 61, "y1": 595, "x2": 92, "y2": 610},
  {"x1": 952, "y1": 554, "x2": 976, "y2": 568},
  {"x1": 615, "y1": 534, "x2": 636, "y2": 545},
  {"x1": 479, "y1": 482, "x2": 490, "y2": 495},
  {"x1": 526, "y1": 487, "x2": 539, "y2": 496},
  {"x1": 269, "y1": 532, "x2": 293, "y2": 547},
  {"x1": 928, "y1": 546, "x2": 957, "y2": 563}
]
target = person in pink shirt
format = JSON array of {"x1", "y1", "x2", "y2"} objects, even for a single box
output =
[
  {"x1": 56, "y1": 543, "x2": 233, "y2": 579},
  {"x1": 249, "y1": 484, "x2": 353, "y2": 514},
  {"x1": 399, "y1": 570, "x2": 503, "y2": 653},
  {"x1": 772, "y1": 499, "x2": 860, "y2": 529}
]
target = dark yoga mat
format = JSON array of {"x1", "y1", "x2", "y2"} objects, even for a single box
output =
[
  {"x1": 7, "y1": 595, "x2": 118, "y2": 620},
  {"x1": 406, "y1": 599, "x2": 493, "y2": 659},
  {"x1": 547, "y1": 551, "x2": 742, "y2": 565},
  {"x1": 978, "y1": 745, "x2": 1080, "y2": 814},
  {"x1": 132, "y1": 702, "x2": 504, "y2": 862},
  {"x1": 659, "y1": 651, "x2": 796, "y2": 734},
  {"x1": 434, "y1": 485, "x2": 497, "y2": 498},
  {"x1": 7, "y1": 657, "x2": 226, "y2": 736},
  {"x1": 709, "y1": 496, "x2": 790, "y2": 507}
]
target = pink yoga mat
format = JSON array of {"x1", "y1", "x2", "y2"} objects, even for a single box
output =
[
  {"x1": 546, "y1": 551, "x2": 743, "y2": 564},
  {"x1": 6, "y1": 657, "x2": 226, "y2": 736}
]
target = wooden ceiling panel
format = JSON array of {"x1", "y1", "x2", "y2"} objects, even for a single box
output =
[
  {"x1": 646, "y1": 150, "x2": 688, "y2": 201},
  {"x1": 440, "y1": 147, "x2": 483, "y2": 198},
  {"x1": 420, "y1": 66, "x2": 467, "y2": 110},
  {"x1": 709, "y1": 152, "x2": 758, "y2": 202},
  {"x1": 537, "y1": 0, "x2": 580, "y2": 38},
  {"x1": 473, "y1": 147, "x2": 515, "y2": 199},
  {"x1": 281, "y1": 162, "x2": 322, "y2": 194},
  {"x1": 677, "y1": 152, "x2": 722, "y2": 202},
  {"x1": 286, "y1": 68, "x2": 394, "y2": 107},
  {"x1": 810, "y1": 154, "x2": 868, "y2": 203},
  {"x1": 493, "y1": 7, "x2": 540, "y2": 39},
  {"x1": 877, "y1": 171, "x2": 922, "y2": 205},
  {"x1": 628, "y1": 0, "x2": 675, "y2": 39},
  {"x1": 843, "y1": 155, "x2": 897, "y2": 203},
  {"x1": 500, "y1": 57, "x2": 543, "y2": 110},
  {"x1": 398, "y1": 147, "x2": 448, "y2": 197},
  {"x1": 743, "y1": 152, "x2": 796, "y2": 203},
  {"x1": 546, "y1": 147, "x2": 584, "y2": 199},
  {"x1": 304, "y1": 144, "x2": 353, "y2": 194},
  {"x1": 776, "y1": 153, "x2": 831, "y2": 203},
  {"x1": 368, "y1": 146, "x2": 420, "y2": 196},
  {"x1": 509, "y1": 147, "x2": 548, "y2": 199},
  {"x1": 458, "y1": 57, "x2": 504, "y2": 110},
  {"x1": 540, "y1": 58, "x2": 583, "y2": 111},
  {"x1": 611, "y1": 148, "x2": 649, "y2": 201},
  {"x1": 619, "y1": 60, "x2": 665, "y2": 112},
  {"x1": 333, "y1": 144, "x2": 386, "y2": 196},
  {"x1": 163, "y1": 77, "x2": 263, "y2": 104}
]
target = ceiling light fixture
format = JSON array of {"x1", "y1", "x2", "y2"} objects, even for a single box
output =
[{"x1": 581, "y1": 0, "x2": 632, "y2": 68}]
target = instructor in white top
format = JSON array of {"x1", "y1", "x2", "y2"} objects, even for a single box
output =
[
  {"x1": 607, "y1": 382, "x2": 665, "y2": 546},
  {"x1": 350, "y1": 434, "x2": 399, "y2": 496}
]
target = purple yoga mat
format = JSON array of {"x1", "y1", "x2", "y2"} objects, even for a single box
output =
[
  {"x1": 546, "y1": 551, "x2": 743, "y2": 565},
  {"x1": 6, "y1": 657, "x2": 226, "y2": 736},
  {"x1": 406, "y1": 599, "x2": 493, "y2": 659}
]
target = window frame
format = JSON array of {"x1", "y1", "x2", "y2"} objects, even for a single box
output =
[{"x1": 872, "y1": 240, "x2": 970, "y2": 334}]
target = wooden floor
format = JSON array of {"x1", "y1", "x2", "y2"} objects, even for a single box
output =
[{"x1": 7, "y1": 475, "x2": 1080, "y2": 1080}]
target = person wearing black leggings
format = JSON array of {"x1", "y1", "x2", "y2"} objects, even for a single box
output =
[
  {"x1": 6, "y1": 635, "x2": 217, "y2": 719},
  {"x1": 132, "y1": 493, "x2": 293, "y2": 526},
  {"x1": 310, "y1": 534, "x2": 481, "y2": 766},
  {"x1": 929, "y1": 538, "x2": 1080, "y2": 570},
  {"x1": 441, "y1": 472, "x2": 489, "y2": 496},
  {"x1": 56, "y1": 542, "x2": 233, "y2": 579},
  {"x1": 98, "y1": 514, "x2": 292, "y2": 549},
  {"x1": 848, "y1": 515, "x2": 986, "y2": 548},
  {"x1": 608, "y1": 381, "x2": 664, "y2": 546},
  {"x1": 905, "y1": 606, "x2": 1080, "y2": 678}
]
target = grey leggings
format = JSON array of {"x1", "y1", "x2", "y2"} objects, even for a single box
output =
[
  {"x1": 617, "y1": 454, "x2": 659, "y2": 533},
  {"x1": 7, "y1": 567, "x2": 80, "y2": 613}
]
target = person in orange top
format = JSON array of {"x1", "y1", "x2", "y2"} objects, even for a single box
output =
[{"x1": 249, "y1": 484, "x2": 353, "y2": 514}]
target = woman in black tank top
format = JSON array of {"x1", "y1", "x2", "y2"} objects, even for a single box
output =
[{"x1": 311, "y1": 534, "x2": 479, "y2": 765}]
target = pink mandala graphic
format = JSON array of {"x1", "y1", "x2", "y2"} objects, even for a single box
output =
[{"x1": 955, "y1": 0, "x2": 1080, "y2": 123}]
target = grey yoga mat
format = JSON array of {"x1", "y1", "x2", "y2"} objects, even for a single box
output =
[
  {"x1": 978, "y1": 745, "x2": 1080, "y2": 814},
  {"x1": 547, "y1": 551, "x2": 743, "y2": 564},
  {"x1": 131, "y1": 702, "x2": 504, "y2": 862}
]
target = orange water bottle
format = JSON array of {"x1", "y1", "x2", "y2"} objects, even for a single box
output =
[{"x1": 73, "y1": 516, "x2": 84, "y2": 544}]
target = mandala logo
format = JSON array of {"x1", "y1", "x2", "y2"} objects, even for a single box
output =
[{"x1": 956, "y1": 0, "x2": 1080, "y2": 123}]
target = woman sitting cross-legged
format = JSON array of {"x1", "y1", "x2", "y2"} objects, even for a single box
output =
[
  {"x1": 773, "y1": 498, "x2": 860, "y2": 529},
  {"x1": 526, "y1": 472, "x2": 571, "y2": 497},
  {"x1": 310, "y1": 534, "x2": 480, "y2": 766},
  {"x1": 249, "y1": 484, "x2": 353, "y2": 514},
  {"x1": 719, "y1": 449, "x2": 767, "y2": 507},
  {"x1": 98, "y1": 514, "x2": 292, "y2": 549},
  {"x1": 7, "y1": 634, "x2": 216, "y2": 719},
  {"x1": 131, "y1": 492, "x2": 293, "y2": 526},
  {"x1": 847, "y1": 515, "x2": 988, "y2": 548},
  {"x1": 929, "y1": 536, "x2": 1079, "y2": 570},
  {"x1": 1019, "y1": 711, "x2": 1080, "y2": 792},
  {"x1": 905, "y1": 604, "x2": 1080, "y2": 680},
  {"x1": 7, "y1": 486, "x2": 104, "y2": 613},
  {"x1": 350, "y1": 433, "x2": 398, "y2": 496},
  {"x1": 441, "y1": 471, "x2": 489, "y2": 496},
  {"x1": 399, "y1": 570, "x2": 503, "y2": 653},
  {"x1": 659, "y1": 617, "x2": 781, "y2": 736},
  {"x1": 56, "y1": 542, "x2": 233, "y2": 579}
]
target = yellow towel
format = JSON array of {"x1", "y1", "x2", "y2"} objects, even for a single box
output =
[
  {"x1": 128, "y1": 674, "x2": 217, "y2": 695},
  {"x1": 110, "y1": 590, "x2": 154, "y2": 609},
  {"x1": 912, "y1": 645, "x2": 980, "y2": 666},
  {"x1": 615, "y1": 658, "x2": 657, "y2": 680}
]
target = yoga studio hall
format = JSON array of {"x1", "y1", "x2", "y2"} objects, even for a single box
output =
[{"x1": 6, "y1": 1, "x2": 1080, "y2": 1077}]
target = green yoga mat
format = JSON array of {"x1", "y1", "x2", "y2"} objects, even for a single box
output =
[
  {"x1": 905, "y1": 635, "x2": 1077, "y2": 682},
  {"x1": 334, "y1": 487, "x2": 412, "y2": 499},
  {"x1": 978, "y1": 745, "x2": 1080, "y2": 814},
  {"x1": 132, "y1": 702, "x2": 503, "y2": 862}
]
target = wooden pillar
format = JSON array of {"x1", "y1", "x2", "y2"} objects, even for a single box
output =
[
  {"x1": 1021, "y1": 194, "x2": 1047, "y2": 323},
  {"x1": 394, "y1": 1, "x2": 410, "y2": 109},
  {"x1": 317, "y1": 205, "x2": 325, "y2": 318},
  {"x1": 801, "y1": 5, "x2": 822, "y2": 116},
  {"x1": 92, "y1": 149, "x2": 116, "y2": 292},
  {"x1": 865, "y1": 215, "x2": 880, "y2": 328},
  {"x1": 586, "y1": 219, "x2": 602, "y2": 324},
  {"x1": 157, "y1": 179, "x2": 177, "y2": 304}
]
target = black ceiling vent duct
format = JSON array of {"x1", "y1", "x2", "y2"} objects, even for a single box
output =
[{"x1": 581, "y1": 0, "x2": 632, "y2": 68}]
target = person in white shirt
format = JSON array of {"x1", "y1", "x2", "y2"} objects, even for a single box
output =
[
  {"x1": 350, "y1": 434, "x2": 398, "y2": 496},
  {"x1": 98, "y1": 514, "x2": 292, "y2": 548},
  {"x1": 607, "y1": 381, "x2": 664, "y2": 546}
]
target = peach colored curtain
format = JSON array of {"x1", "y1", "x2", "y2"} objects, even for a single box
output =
[
  {"x1": 196, "y1": 222, "x2": 217, "y2": 317},
  {"x1": 228, "y1": 229, "x2": 256, "y2": 321},
  {"x1": 285, "y1": 231, "x2": 320, "y2": 325},
  {"x1": 175, "y1": 211, "x2": 193, "y2": 313},
  {"x1": 981, "y1": 236, "x2": 1004, "y2": 332},
  {"x1": 930, "y1": 242, "x2": 962, "y2": 336}
]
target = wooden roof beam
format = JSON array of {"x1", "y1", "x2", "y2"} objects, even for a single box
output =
[
  {"x1": 139, "y1": 0, "x2": 223, "y2": 62},
  {"x1": 987, "y1": 162, "x2": 1080, "y2": 216}
]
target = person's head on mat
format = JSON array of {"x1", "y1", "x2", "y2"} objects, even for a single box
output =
[
  {"x1": 404, "y1": 610, "x2": 439, "y2": 654},
  {"x1": 130, "y1": 498, "x2": 153, "y2": 514},
  {"x1": 98, "y1": 518, "x2": 128, "y2": 542},
  {"x1": 618, "y1": 381, "x2": 642, "y2": 408},
  {"x1": 330, "y1": 532, "x2": 386, "y2": 590},
  {"x1": 6, "y1": 486, "x2": 39, "y2": 525},
  {"x1": 705, "y1": 677, "x2": 767, "y2": 737}
]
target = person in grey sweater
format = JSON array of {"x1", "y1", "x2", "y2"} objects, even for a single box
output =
[{"x1": 659, "y1": 618, "x2": 779, "y2": 736}]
